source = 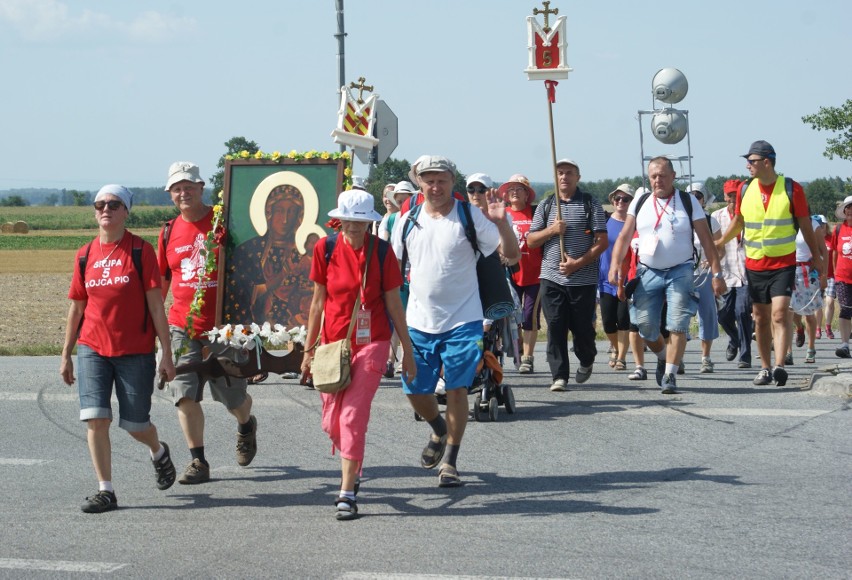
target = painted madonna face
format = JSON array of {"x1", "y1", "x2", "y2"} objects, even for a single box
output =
[{"x1": 266, "y1": 185, "x2": 304, "y2": 239}]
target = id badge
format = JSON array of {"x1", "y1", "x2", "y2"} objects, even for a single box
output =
[
  {"x1": 639, "y1": 233, "x2": 659, "y2": 257},
  {"x1": 355, "y1": 309, "x2": 371, "y2": 345}
]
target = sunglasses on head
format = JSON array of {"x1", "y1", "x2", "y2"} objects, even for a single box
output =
[
  {"x1": 93, "y1": 200, "x2": 124, "y2": 211},
  {"x1": 612, "y1": 196, "x2": 631, "y2": 203},
  {"x1": 467, "y1": 185, "x2": 488, "y2": 194}
]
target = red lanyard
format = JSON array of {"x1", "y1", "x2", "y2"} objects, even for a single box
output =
[{"x1": 652, "y1": 194, "x2": 674, "y2": 231}]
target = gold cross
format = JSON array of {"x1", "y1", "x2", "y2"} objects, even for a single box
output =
[
  {"x1": 348, "y1": 77, "x2": 374, "y2": 104},
  {"x1": 533, "y1": 1, "x2": 559, "y2": 33}
]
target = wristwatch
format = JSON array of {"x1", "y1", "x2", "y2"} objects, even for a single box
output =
[{"x1": 712, "y1": 272, "x2": 724, "y2": 280}]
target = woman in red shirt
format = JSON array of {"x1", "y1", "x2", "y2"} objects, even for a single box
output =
[
  {"x1": 831, "y1": 196, "x2": 852, "y2": 357},
  {"x1": 302, "y1": 189, "x2": 415, "y2": 520},
  {"x1": 60, "y1": 184, "x2": 177, "y2": 514}
]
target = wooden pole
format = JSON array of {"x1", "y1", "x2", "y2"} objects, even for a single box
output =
[{"x1": 546, "y1": 86, "x2": 565, "y2": 261}]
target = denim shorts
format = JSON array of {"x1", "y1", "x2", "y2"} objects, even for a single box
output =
[
  {"x1": 77, "y1": 344, "x2": 155, "y2": 432},
  {"x1": 403, "y1": 320, "x2": 483, "y2": 395},
  {"x1": 168, "y1": 327, "x2": 248, "y2": 409},
  {"x1": 630, "y1": 261, "x2": 698, "y2": 342}
]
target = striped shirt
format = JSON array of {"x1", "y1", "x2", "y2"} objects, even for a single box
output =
[{"x1": 530, "y1": 190, "x2": 608, "y2": 286}]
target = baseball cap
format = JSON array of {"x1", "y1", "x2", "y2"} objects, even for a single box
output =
[
  {"x1": 742, "y1": 140, "x2": 776, "y2": 159},
  {"x1": 466, "y1": 173, "x2": 493, "y2": 189},
  {"x1": 723, "y1": 179, "x2": 742, "y2": 194},
  {"x1": 556, "y1": 158, "x2": 580, "y2": 172}
]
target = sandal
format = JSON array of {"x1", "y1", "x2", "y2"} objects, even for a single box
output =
[
  {"x1": 247, "y1": 372, "x2": 268, "y2": 385},
  {"x1": 334, "y1": 496, "x2": 359, "y2": 520},
  {"x1": 437, "y1": 463, "x2": 462, "y2": 488},
  {"x1": 608, "y1": 350, "x2": 617, "y2": 368},
  {"x1": 614, "y1": 359, "x2": 626, "y2": 371},
  {"x1": 420, "y1": 433, "x2": 447, "y2": 469}
]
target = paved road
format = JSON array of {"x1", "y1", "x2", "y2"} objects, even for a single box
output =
[{"x1": 1, "y1": 336, "x2": 849, "y2": 579}]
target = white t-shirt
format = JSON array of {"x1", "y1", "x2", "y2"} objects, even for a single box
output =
[
  {"x1": 391, "y1": 199, "x2": 500, "y2": 333},
  {"x1": 693, "y1": 214, "x2": 721, "y2": 264},
  {"x1": 628, "y1": 190, "x2": 705, "y2": 270},
  {"x1": 795, "y1": 217, "x2": 821, "y2": 262}
]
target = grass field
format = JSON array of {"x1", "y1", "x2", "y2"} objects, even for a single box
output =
[{"x1": 0, "y1": 205, "x2": 178, "y2": 231}]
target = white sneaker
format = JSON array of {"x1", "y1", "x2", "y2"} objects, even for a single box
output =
[{"x1": 549, "y1": 378, "x2": 568, "y2": 392}]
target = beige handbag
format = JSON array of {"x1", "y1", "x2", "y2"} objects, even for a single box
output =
[{"x1": 310, "y1": 236, "x2": 374, "y2": 394}]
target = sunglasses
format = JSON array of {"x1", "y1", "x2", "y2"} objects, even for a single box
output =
[
  {"x1": 612, "y1": 196, "x2": 631, "y2": 203},
  {"x1": 467, "y1": 185, "x2": 488, "y2": 194},
  {"x1": 746, "y1": 157, "x2": 764, "y2": 166},
  {"x1": 93, "y1": 200, "x2": 125, "y2": 211}
]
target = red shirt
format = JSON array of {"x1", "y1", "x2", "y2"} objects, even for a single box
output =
[
  {"x1": 735, "y1": 178, "x2": 809, "y2": 272},
  {"x1": 825, "y1": 230, "x2": 836, "y2": 278},
  {"x1": 832, "y1": 223, "x2": 852, "y2": 284},
  {"x1": 158, "y1": 209, "x2": 219, "y2": 332},
  {"x1": 310, "y1": 233, "x2": 403, "y2": 345},
  {"x1": 69, "y1": 233, "x2": 161, "y2": 357},
  {"x1": 506, "y1": 205, "x2": 542, "y2": 286}
]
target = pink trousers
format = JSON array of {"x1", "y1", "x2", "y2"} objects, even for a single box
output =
[{"x1": 320, "y1": 340, "x2": 388, "y2": 462}]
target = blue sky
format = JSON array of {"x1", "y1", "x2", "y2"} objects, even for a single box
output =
[{"x1": 0, "y1": 0, "x2": 850, "y2": 193}]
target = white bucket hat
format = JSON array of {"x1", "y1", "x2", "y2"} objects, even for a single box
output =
[
  {"x1": 835, "y1": 196, "x2": 852, "y2": 220},
  {"x1": 165, "y1": 161, "x2": 204, "y2": 191},
  {"x1": 328, "y1": 189, "x2": 383, "y2": 222}
]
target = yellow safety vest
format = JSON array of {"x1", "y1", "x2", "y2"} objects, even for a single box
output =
[{"x1": 741, "y1": 176, "x2": 796, "y2": 260}]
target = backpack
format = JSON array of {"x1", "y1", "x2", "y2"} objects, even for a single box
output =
[
  {"x1": 632, "y1": 189, "x2": 700, "y2": 267},
  {"x1": 78, "y1": 233, "x2": 149, "y2": 332},
  {"x1": 158, "y1": 217, "x2": 177, "y2": 281},
  {"x1": 539, "y1": 191, "x2": 597, "y2": 237},
  {"x1": 323, "y1": 232, "x2": 389, "y2": 286},
  {"x1": 739, "y1": 177, "x2": 797, "y2": 231}
]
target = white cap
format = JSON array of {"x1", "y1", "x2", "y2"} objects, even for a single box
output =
[{"x1": 465, "y1": 173, "x2": 493, "y2": 189}]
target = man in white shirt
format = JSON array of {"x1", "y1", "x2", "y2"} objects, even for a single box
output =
[
  {"x1": 608, "y1": 157, "x2": 726, "y2": 394},
  {"x1": 712, "y1": 179, "x2": 753, "y2": 369},
  {"x1": 391, "y1": 156, "x2": 518, "y2": 488}
]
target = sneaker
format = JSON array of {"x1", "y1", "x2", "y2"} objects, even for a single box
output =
[
  {"x1": 81, "y1": 490, "x2": 117, "y2": 514},
  {"x1": 804, "y1": 349, "x2": 816, "y2": 364},
  {"x1": 700, "y1": 357, "x2": 714, "y2": 374},
  {"x1": 383, "y1": 361, "x2": 394, "y2": 379},
  {"x1": 575, "y1": 365, "x2": 592, "y2": 384},
  {"x1": 655, "y1": 358, "x2": 666, "y2": 387},
  {"x1": 549, "y1": 378, "x2": 568, "y2": 392},
  {"x1": 836, "y1": 345, "x2": 851, "y2": 359},
  {"x1": 725, "y1": 344, "x2": 737, "y2": 362},
  {"x1": 772, "y1": 366, "x2": 788, "y2": 387},
  {"x1": 179, "y1": 459, "x2": 210, "y2": 485},
  {"x1": 677, "y1": 361, "x2": 685, "y2": 375},
  {"x1": 660, "y1": 373, "x2": 678, "y2": 394},
  {"x1": 435, "y1": 377, "x2": 447, "y2": 396},
  {"x1": 738, "y1": 361, "x2": 752, "y2": 369},
  {"x1": 826, "y1": 326, "x2": 835, "y2": 340},
  {"x1": 518, "y1": 356, "x2": 534, "y2": 374},
  {"x1": 152, "y1": 442, "x2": 176, "y2": 490},
  {"x1": 236, "y1": 415, "x2": 258, "y2": 467},
  {"x1": 795, "y1": 327, "x2": 805, "y2": 348},
  {"x1": 627, "y1": 367, "x2": 647, "y2": 380},
  {"x1": 815, "y1": 327, "x2": 822, "y2": 339},
  {"x1": 753, "y1": 368, "x2": 772, "y2": 386},
  {"x1": 784, "y1": 352, "x2": 794, "y2": 366}
]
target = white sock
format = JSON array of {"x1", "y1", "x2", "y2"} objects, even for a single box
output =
[
  {"x1": 338, "y1": 490, "x2": 356, "y2": 502},
  {"x1": 665, "y1": 363, "x2": 678, "y2": 375},
  {"x1": 655, "y1": 348, "x2": 667, "y2": 361},
  {"x1": 99, "y1": 481, "x2": 114, "y2": 493},
  {"x1": 151, "y1": 445, "x2": 165, "y2": 462}
]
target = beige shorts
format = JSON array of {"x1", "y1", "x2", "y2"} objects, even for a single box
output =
[{"x1": 168, "y1": 326, "x2": 248, "y2": 409}]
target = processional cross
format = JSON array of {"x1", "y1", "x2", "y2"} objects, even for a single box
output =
[
  {"x1": 349, "y1": 77, "x2": 374, "y2": 104},
  {"x1": 532, "y1": 1, "x2": 558, "y2": 33}
]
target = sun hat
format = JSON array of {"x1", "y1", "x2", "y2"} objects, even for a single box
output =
[
  {"x1": 608, "y1": 183, "x2": 636, "y2": 202},
  {"x1": 416, "y1": 155, "x2": 456, "y2": 176},
  {"x1": 95, "y1": 184, "x2": 133, "y2": 211},
  {"x1": 741, "y1": 140, "x2": 776, "y2": 159},
  {"x1": 351, "y1": 176, "x2": 367, "y2": 190},
  {"x1": 835, "y1": 196, "x2": 852, "y2": 220},
  {"x1": 466, "y1": 173, "x2": 493, "y2": 189},
  {"x1": 686, "y1": 181, "x2": 714, "y2": 206},
  {"x1": 723, "y1": 179, "x2": 742, "y2": 194},
  {"x1": 382, "y1": 184, "x2": 399, "y2": 208},
  {"x1": 497, "y1": 174, "x2": 536, "y2": 203},
  {"x1": 328, "y1": 189, "x2": 383, "y2": 222},
  {"x1": 408, "y1": 155, "x2": 430, "y2": 182},
  {"x1": 393, "y1": 181, "x2": 417, "y2": 194},
  {"x1": 165, "y1": 161, "x2": 204, "y2": 191},
  {"x1": 555, "y1": 158, "x2": 580, "y2": 172}
]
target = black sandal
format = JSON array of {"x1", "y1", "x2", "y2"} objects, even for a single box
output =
[
  {"x1": 247, "y1": 372, "x2": 268, "y2": 385},
  {"x1": 335, "y1": 496, "x2": 359, "y2": 520},
  {"x1": 437, "y1": 464, "x2": 462, "y2": 488},
  {"x1": 420, "y1": 433, "x2": 447, "y2": 469}
]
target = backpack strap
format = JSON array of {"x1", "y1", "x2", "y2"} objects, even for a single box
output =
[
  {"x1": 400, "y1": 203, "x2": 425, "y2": 278},
  {"x1": 456, "y1": 201, "x2": 480, "y2": 257},
  {"x1": 159, "y1": 217, "x2": 177, "y2": 282},
  {"x1": 78, "y1": 241, "x2": 93, "y2": 283},
  {"x1": 129, "y1": 234, "x2": 150, "y2": 333},
  {"x1": 541, "y1": 192, "x2": 595, "y2": 238}
]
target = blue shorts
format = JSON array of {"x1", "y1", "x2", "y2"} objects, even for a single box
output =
[
  {"x1": 77, "y1": 344, "x2": 155, "y2": 432},
  {"x1": 630, "y1": 261, "x2": 698, "y2": 342},
  {"x1": 402, "y1": 321, "x2": 483, "y2": 395}
]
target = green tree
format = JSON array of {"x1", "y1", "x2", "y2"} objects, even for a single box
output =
[
  {"x1": 365, "y1": 157, "x2": 411, "y2": 212},
  {"x1": 210, "y1": 136, "x2": 260, "y2": 196},
  {"x1": 0, "y1": 195, "x2": 27, "y2": 206},
  {"x1": 802, "y1": 99, "x2": 852, "y2": 162},
  {"x1": 805, "y1": 178, "x2": 842, "y2": 219},
  {"x1": 70, "y1": 190, "x2": 90, "y2": 206},
  {"x1": 42, "y1": 193, "x2": 60, "y2": 206}
]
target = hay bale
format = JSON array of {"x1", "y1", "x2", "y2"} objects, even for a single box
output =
[
  {"x1": 0, "y1": 223, "x2": 13, "y2": 233},
  {"x1": 12, "y1": 221, "x2": 29, "y2": 234}
]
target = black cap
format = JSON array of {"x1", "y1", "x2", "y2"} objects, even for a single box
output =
[{"x1": 742, "y1": 140, "x2": 776, "y2": 159}]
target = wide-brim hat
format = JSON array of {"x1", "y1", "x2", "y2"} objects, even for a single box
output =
[
  {"x1": 497, "y1": 174, "x2": 536, "y2": 203},
  {"x1": 328, "y1": 189, "x2": 382, "y2": 222},
  {"x1": 608, "y1": 183, "x2": 636, "y2": 202},
  {"x1": 835, "y1": 195, "x2": 852, "y2": 220},
  {"x1": 686, "y1": 181, "x2": 714, "y2": 206},
  {"x1": 165, "y1": 161, "x2": 204, "y2": 191}
]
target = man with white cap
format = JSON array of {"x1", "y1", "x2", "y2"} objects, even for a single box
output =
[
  {"x1": 391, "y1": 155, "x2": 518, "y2": 488},
  {"x1": 527, "y1": 158, "x2": 609, "y2": 392},
  {"x1": 158, "y1": 161, "x2": 258, "y2": 485},
  {"x1": 716, "y1": 141, "x2": 824, "y2": 386}
]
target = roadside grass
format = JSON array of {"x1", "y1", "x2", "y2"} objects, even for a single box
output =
[
  {"x1": 0, "y1": 344, "x2": 63, "y2": 356},
  {"x1": 0, "y1": 206, "x2": 177, "y2": 230}
]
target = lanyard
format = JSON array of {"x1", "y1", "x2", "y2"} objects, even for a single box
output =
[{"x1": 652, "y1": 194, "x2": 674, "y2": 231}]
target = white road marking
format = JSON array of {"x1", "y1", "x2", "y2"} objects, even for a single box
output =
[
  {"x1": 341, "y1": 575, "x2": 573, "y2": 580},
  {"x1": 619, "y1": 407, "x2": 829, "y2": 417},
  {"x1": 0, "y1": 458, "x2": 49, "y2": 465},
  {"x1": 0, "y1": 558, "x2": 126, "y2": 573}
]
